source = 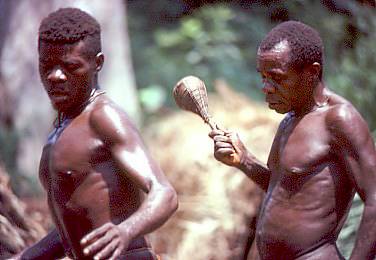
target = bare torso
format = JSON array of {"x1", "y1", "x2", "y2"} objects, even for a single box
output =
[
  {"x1": 256, "y1": 92, "x2": 354, "y2": 259},
  {"x1": 39, "y1": 95, "x2": 143, "y2": 259}
]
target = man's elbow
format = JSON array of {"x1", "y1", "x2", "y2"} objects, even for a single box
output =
[
  {"x1": 149, "y1": 180, "x2": 178, "y2": 219},
  {"x1": 164, "y1": 186, "x2": 178, "y2": 216}
]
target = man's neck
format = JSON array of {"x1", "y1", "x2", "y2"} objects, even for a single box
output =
[
  {"x1": 55, "y1": 88, "x2": 97, "y2": 127},
  {"x1": 293, "y1": 82, "x2": 328, "y2": 117}
]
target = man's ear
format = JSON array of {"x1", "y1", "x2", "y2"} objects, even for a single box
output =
[
  {"x1": 95, "y1": 52, "x2": 104, "y2": 72},
  {"x1": 307, "y1": 62, "x2": 321, "y2": 78}
]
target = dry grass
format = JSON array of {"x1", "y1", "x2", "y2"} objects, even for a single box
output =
[{"x1": 144, "y1": 81, "x2": 282, "y2": 260}]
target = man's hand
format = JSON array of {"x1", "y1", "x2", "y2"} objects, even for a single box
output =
[
  {"x1": 80, "y1": 222, "x2": 129, "y2": 260},
  {"x1": 209, "y1": 127, "x2": 246, "y2": 167}
]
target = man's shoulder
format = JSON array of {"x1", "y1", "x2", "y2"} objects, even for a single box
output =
[
  {"x1": 89, "y1": 95, "x2": 137, "y2": 140},
  {"x1": 326, "y1": 96, "x2": 361, "y2": 125},
  {"x1": 89, "y1": 95, "x2": 130, "y2": 123},
  {"x1": 325, "y1": 93, "x2": 368, "y2": 137}
]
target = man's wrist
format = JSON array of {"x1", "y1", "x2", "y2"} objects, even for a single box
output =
[
  {"x1": 237, "y1": 151, "x2": 252, "y2": 171},
  {"x1": 118, "y1": 221, "x2": 135, "y2": 241}
]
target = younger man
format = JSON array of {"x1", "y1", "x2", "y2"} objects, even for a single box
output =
[{"x1": 16, "y1": 8, "x2": 178, "y2": 260}]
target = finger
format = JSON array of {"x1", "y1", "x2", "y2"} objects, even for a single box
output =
[
  {"x1": 109, "y1": 248, "x2": 122, "y2": 260},
  {"x1": 208, "y1": 129, "x2": 225, "y2": 138},
  {"x1": 226, "y1": 132, "x2": 241, "y2": 146},
  {"x1": 215, "y1": 141, "x2": 233, "y2": 149},
  {"x1": 213, "y1": 135, "x2": 230, "y2": 142},
  {"x1": 215, "y1": 148, "x2": 235, "y2": 156},
  {"x1": 83, "y1": 232, "x2": 113, "y2": 256},
  {"x1": 216, "y1": 125, "x2": 232, "y2": 134},
  {"x1": 81, "y1": 224, "x2": 111, "y2": 246},
  {"x1": 93, "y1": 239, "x2": 119, "y2": 260}
]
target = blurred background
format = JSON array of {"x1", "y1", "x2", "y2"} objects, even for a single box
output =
[{"x1": 0, "y1": 0, "x2": 375, "y2": 259}]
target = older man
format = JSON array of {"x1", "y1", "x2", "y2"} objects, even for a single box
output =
[{"x1": 210, "y1": 21, "x2": 376, "y2": 259}]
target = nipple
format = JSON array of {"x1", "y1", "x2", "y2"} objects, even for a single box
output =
[
  {"x1": 56, "y1": 170, "x2": 75, "y2": 183},
  {"x1": 65, "y1": 170, "x2": 73, "y2": 177}
]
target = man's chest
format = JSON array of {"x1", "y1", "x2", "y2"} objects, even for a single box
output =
[
  {"x1": 47, "y1": 119, "x2": 108, "y2": 173},
  {"x1": 269, "y1": 114, "x2": 332, "y2": 175}
]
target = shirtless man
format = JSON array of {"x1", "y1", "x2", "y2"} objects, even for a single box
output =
[
  {"x1": 14, "y1": 8, "x2": 178, "y2": 260},
  {"x1": 210, "y1": 21, "x2": 376, "y2": 259}
]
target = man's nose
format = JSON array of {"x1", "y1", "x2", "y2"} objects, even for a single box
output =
[
  {"x1": 262, "y1": 80, "x2": 276, "y2": 94},
  {"x1": 47, "y1": 68, "x2": 67, "y2": 82}
]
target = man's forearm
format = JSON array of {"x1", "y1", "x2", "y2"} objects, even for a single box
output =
[
  {"x1": 19, "y1": 229, "x2": 65, "y2": 259},
  {"x1": 350, "y1": 203, "x2": 376, "y2": 260},
  {"x1": 237, "y1": 151, "x2": 271, "y2": 192},
  {"x1": 119, "y1": 185, "x2": 178, "y2": 240}
]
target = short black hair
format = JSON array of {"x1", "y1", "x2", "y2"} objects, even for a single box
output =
[
  {"x1": 38, "y1": 7, "x2": 101, "y2": 57},
  {"x1": 259, "y1": 21, "x2": 324, "y2": 78}
]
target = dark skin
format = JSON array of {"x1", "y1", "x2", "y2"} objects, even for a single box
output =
[
  {"x1": 210, "y1": 40, "x2": 376, "y2": 259},
  {"x1": 13, "y1": 39, "x2": 178, "y2": 260}
]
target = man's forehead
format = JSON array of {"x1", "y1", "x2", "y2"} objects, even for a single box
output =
[
  {"x1": 39, "y1": 40, "x2": 86, "y2": 57},
  {"x1": 257, "y1": 40, "x2": 291, "y2": 69},
  {"x1": 257, "y1": 39, "x2": 290, "y2": 55},
  {"x1": 271, "y1": 39, "x2": 290, "y2": 53},
  {"x1": 40, "y1": 40, "x2": 84, "y2": 49}
]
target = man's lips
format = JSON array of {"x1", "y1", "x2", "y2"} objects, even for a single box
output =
[
  {"x1": 48, "y1": 92, "x2": 69, "y2": 104},
  {"x1": 48, "y1": 90, "x2": 68, "y2": 97},
  {"x1": 50, "y1": 93, "x2": 66, "y2": 97},
  {"x1": 266, "y1": 100, "x2": 281, "y2": 105},
  {"x1": 266, "y1": 100, "x2": 284, "y2": 110},
  {"x1": 265, "y1": 95, "x2": 283, "y2": 105}
]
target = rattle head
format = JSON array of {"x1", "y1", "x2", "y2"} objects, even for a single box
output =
[{"x1": 173, "y1": 76, "x2": 211, "y2": 123}]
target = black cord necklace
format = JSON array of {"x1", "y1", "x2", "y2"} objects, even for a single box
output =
[{"x1": 53, "y1": 88, "x2": 106, "y2": 128}]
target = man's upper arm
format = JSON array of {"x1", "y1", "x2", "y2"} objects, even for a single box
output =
[
  {"x1": 328, "y1": 104, "x2": 376, "y2": 203},
  {"x1": 90, "y1": 103, "x2": 162, "y2": 193}
]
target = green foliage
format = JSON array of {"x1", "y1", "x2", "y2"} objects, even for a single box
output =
[
  {"x1": 338, "y1": 194, "x2": 363, "y2": 258},
  {"x1": 129, "y1": 1, "x2": 376, "y2": 138},
  {"x1": 129, "y1": 2, "x2": 374, "y2": 129},
  {"x1": 0, "y1": 126, "x2": 25, "y2": 194},
  {"x1": 0, "y1": 123, "x2": 42, "y2": 195},
  {"x1": 0, "y1": 126, "x2": 18, "y2": 174},
  {"x1": 128, "y1": 3, "x2": 270, "y2": 110},
  {"x1": 327, "y1": 9, "x2": 376, "y2": 132}
]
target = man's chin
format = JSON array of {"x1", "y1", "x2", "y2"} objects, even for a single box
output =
[
  {"x1": 268, "y1": 103, "x2": 289, "y2": 114},
  {"x1": 51, "y1": 101, "x2": 69, "y2": 114}
]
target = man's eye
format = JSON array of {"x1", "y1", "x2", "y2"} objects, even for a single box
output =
[
  {"x1": 65, "y1": 63, "x2": 80, "y2": 71},
  {"x1": 39, "y1": 63, "x2": 50, "y2": 71},
  {"x1": 39, "y1": 61, "x2": 49, "y2": 66}
]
